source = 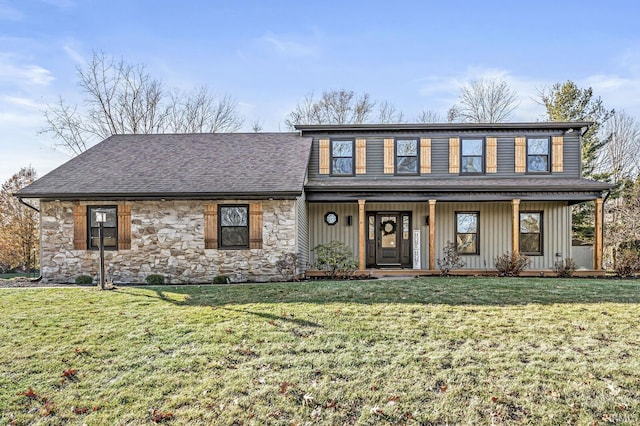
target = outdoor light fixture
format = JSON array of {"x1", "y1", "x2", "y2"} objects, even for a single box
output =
[{"x1": 95, "y1": 209, "x2": 107, "y2": 290}]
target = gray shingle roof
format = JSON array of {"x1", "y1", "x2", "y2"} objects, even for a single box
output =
[{"x1": 18, "y1": 133, "x2": 312, "y2": 199}]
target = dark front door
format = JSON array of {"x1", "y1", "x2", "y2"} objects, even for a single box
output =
[
  {"x1": 376, "y1": 214, "x2": 401, "y2": 265},
  {"x1": 366, "y1": 212, "x2": 412, "y2": 268}
]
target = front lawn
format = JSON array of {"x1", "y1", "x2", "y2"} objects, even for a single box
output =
[{"x1": 1, "y1": 277, "x2": 639, "y2": 425}]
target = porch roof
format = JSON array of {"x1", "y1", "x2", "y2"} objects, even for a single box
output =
[{"x1": 305, "y1": 177, "x2": 611, "y2": 203}]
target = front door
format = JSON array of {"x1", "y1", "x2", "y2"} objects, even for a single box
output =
[
  {"x1": 376, "y1": 214, "x2": 401, "y2": 265},
  {"x1": 366, "y1": 212, "x2": 412, "y2": 267}
]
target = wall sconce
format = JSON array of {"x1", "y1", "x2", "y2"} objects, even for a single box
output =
[
  {"x1": 425, "y1": 215, "x2": 430, "y2": 226},
  {"x1": 346, "y1": 215, "x2": 353, "y2": 226},
  {"x1": 555, "y1": 252, "x2": 562, "y2": 257}
]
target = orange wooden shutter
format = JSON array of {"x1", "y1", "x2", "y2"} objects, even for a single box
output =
[
  {"x1": 319, "y1": 139, "x2": 330, "y2": 174},
  {"x1": 249, "y1": 202, "x2": 263, "y2": 249},
  {"x1": 355, "y1": 138, "x2": 366, "y2": 174},
  {"x1": 420, "y1": 138, "x2": 431, "y2": 174},
  {"x1": 515, "y1": 137, "x2": 526, "y2": 173},
  {"x1": 486, "y1": 137, "x2": 497, "y2": 173},
  {"x1": 552, "y1": 136, "x2": 563, "y2": 172},
  {"x1": 117, "y1": 204, "x2": 131, "y2": 250},
  {"x1": 383, "y1": 138, "x2": 395, "y2": 174},
  {"x1": 449, "y1": 137, "x2": 460, "y2": 173},
  {"x1": 204, "y1": 203, "x2": 218, "y2": 249},
  {"x1": 73, "y1": 204, "x2": 87, "y2": 250}
]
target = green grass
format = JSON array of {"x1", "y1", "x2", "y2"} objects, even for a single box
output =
[{"x1": 1, "y1": 277, "x2": 640, "y2": 425}]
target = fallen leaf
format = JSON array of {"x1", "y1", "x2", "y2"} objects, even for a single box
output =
[
  {"x1": 150, "y1": 408, "x2": 174, "y2": 423},
  {"x1": 61, "y1": 369, "x2": 78, "y2": 379},
  {"x1": 279, "y1": 381, "x2": 291, "y2": 394},
  {"x1": 19, "y1": 387, "x2": 38, "y2": 399},
  {"x1": 72, "y1": 406, "x2": 89, "y2": 414}
]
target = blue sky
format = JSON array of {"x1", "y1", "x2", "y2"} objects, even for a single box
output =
[{"x1": 1, "y1": 0, "x2": 640, "y2": 183}]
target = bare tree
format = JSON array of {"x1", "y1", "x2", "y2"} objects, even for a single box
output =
[
  {"x1": 377, "y1": 101, "x2": 405, "y2": 124},
  {"x1": 450, "y1": 78, "x2": 518, "y2": 123},
  {"x1": 285, "y1": 90, "x2": 375, "y2": 129},
  {"x1": 598, "y1": 111, "x2": 640, "y2": 185},
  {"x1": 42, "y1": 52, "x2": 243, "y2": 155},
  {"x1": 0, "y1": 167, "x2": 39, "y2": 277},
  {"x1": 166, "y1": 88, "x2": 243, "y2": 133},
  {"x1": 416, "y1": 109, "x2": 443, "y2": 123}
]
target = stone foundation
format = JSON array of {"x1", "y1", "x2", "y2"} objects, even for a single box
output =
[{"x1": 40, "y1": 199, "x2": 297, "y2": 283}]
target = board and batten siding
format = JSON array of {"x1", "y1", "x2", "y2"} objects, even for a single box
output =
[
  {"x1": 308, "y1": 202, "x2": 430, "y2": 268},
  {"x1": 307, "y1": 132, "x2": 582, "y2": 179},
  {"x1": 434, "y1": 201, "x2": 571, "y2": 270}
]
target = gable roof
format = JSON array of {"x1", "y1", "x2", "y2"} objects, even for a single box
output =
[{"x1": 18, "y1": 133, "x2": 312, "y2": 200}]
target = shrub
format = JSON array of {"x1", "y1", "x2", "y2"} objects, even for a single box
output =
[
  {"x1": 145, "y1": 274, "x2": 165, "y2": 285},
  {"x1": 213, "y1": 275, "x2": 230, "y2": 284},
  {"x1": 75, "y1": 275, "x2": 93, "y2": 284},
  {"x1": 614, "y1": 248, "x2": 640, "y2": 278},
  {"x1": 494, "y1": 251, "x2": 530, "y2": 277},
  {"x1": 436, "y1": 241, "x2": 465, "y2": 276},
  {"x1": 276, "y1": 253, "x2": 299, "y2": 281},
  {"x1": 312, "y1": 240, "x2": 358, "y2": 279},
  {"x1": 553, "y1": 258, "x2": 577, "y2": 278}
]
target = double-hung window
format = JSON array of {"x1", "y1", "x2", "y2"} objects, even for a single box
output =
[
  {"x1": 396, "y1": 139, "x2": 418, "y2": 174},
  {"x1": 527, "y1": 138, "x2": 550, "y2": 172},
  {"x1": 461, "y1": 139, "x2": 484, "y2": 174},
  {"x1": 455, "y1": 212, "x2": 479, "y2": 255},
  {"x1": 520, "y1": 212, "x2": 543, "y2": 255},
  {"x1": 88, "y1": 206, "x2": 117, "y2": 250},
  {"x1": 331, "y1": 140, "x2": 354, "y2": 175},
  {"x1": 219, "y1": 205, "x2": 249, "y2": 249}
]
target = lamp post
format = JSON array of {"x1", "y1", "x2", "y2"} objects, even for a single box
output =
[{"x1": 95, "y1": 209, "x2": 107, "y2": 290}]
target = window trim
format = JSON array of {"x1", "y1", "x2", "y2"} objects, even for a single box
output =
[
  {"x1": 519, "y1": 211, "x2": 544, "y2": 255},
  {"x1": 218, "y1": 204, "x2": 250, "y2": 250},
  {"x1": 330, "y1": 139, "x2": 355, "y2": 176},
  {"x1": 455, "y1": 211, "x2": 480, "y2": 255},
  {"x1": 87, "y1": 205, "x2": 118, "y2": 251},
  {"x1": 460, "y1": 138, "x2": 485, "y2": 175},
  {"x1": 526, "y1": 136, "x2": 551, "y2": 174},
  {"x1": 394, "y1": 137, "x2": 420, "y2": 175}
]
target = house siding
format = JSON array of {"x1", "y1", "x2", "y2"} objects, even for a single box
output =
[
  {"x1": 40, "y1": 199, "x2": 297, "y2": 283},
  {"x1": 308, "y1": 130, "x2": 581, "y2": 180},
  {"x1": 307, "y1": 200, "x2": 570, "y2": 271}
]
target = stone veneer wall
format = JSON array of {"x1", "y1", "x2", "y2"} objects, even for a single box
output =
[{"x1": 40, "y1": 199, "x2": 297, "y2": 283}]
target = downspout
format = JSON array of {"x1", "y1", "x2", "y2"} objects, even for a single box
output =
[
  {"x1": 17, "y1": 197, "x2": 42, "y2": 281},
  {"x1": 18, "y1": 197, "x2": 40, "y2": 213}
]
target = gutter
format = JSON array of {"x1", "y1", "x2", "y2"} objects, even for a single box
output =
[{"x1": 18, "y1": 197, "x2": 40, "y2": 212}]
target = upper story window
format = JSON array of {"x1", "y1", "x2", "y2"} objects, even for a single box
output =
[
  {"x1": 396, "y1": 139, "x2": 418, "y2": 174},
  {"x1": 455, "y1": 211, "x2": 479, "y2": 255},
  {"x1": 527, "y1": 137, "x2": 550, "y2": 172},
  {"x1": 88, "y1": 206, "x2": 117, "y2": 250},
  {"x1": 520, "y1": 211, "x2": 543, "y2": 255},
  {"x1": 331, "y1": 140, "x2": 354, "y2": 175},
  {"x1": 461, "y1": 138, "x2": 484, "y2": 174},
  {"x1": 219, "y1": 205, "x2": 249, "y2": 249}
]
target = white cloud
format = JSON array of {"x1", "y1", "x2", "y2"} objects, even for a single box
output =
[
  {"x1": 0, "y1": 54, "x2": 55, "y2": 87},
  {"x1": 63, "y1": 44, "x2": 85, "y2": 65},
  {"x1": 257, "y1": 31, "x2": 321, "y2": 58}
]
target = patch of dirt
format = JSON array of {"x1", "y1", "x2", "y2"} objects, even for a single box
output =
[{"x1": 0, "y1": 278, "x2": 85, "y2": 289}]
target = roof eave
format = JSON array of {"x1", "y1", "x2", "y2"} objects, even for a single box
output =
[
  {"x1": 17, "y1": 191, "x2": 302, "y2": 201},
  {"x1": 295, "y1": 122, "x2": 593, "y2": 133}
]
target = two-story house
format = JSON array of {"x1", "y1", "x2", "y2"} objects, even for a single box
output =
[{"x1": 16, "y1": 123, "x2": 611, "y2": 283}]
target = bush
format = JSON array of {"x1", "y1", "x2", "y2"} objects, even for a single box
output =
[
  {"x1": 494, "y1": 251, "x2": 530, "y2": 277},
  {"x1": 276, "y1": 253, "x2": 299, "y2": 281},
  {"x1": 312, "y1": 240, "x2": 358, "y2": 279},
  {"x1": 75, "y1": 275, "x2": 93, "y2": 284},
  {"x1": 145, "y1": 274, "x2": 165, "y2": 285},
  {"x1": 213, "y1": 275, "x2": 230, "y2": 284},
  {"x1": 614, "y1": 248, "x2": 640, "y2": 278},
  {"x1": 436, "y1": 241, "x2": 465, "y2": 276},
  {"x1": 553, "y1": 258, "x2": 577, "y2": 278}
]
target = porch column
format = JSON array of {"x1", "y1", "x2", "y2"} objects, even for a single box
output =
[
  {"x1": 428, "y1": 199, "x2": 436, "y2": 270},
  {"x1": 594, "y1": 197, "x2": 603, "y2": 270},
  {"x1": 511, "y1": 199, "x2": 520, "y2": 256},
  {"x1": 358, "y1": 199, "x2": 366, "y2": 270}
]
